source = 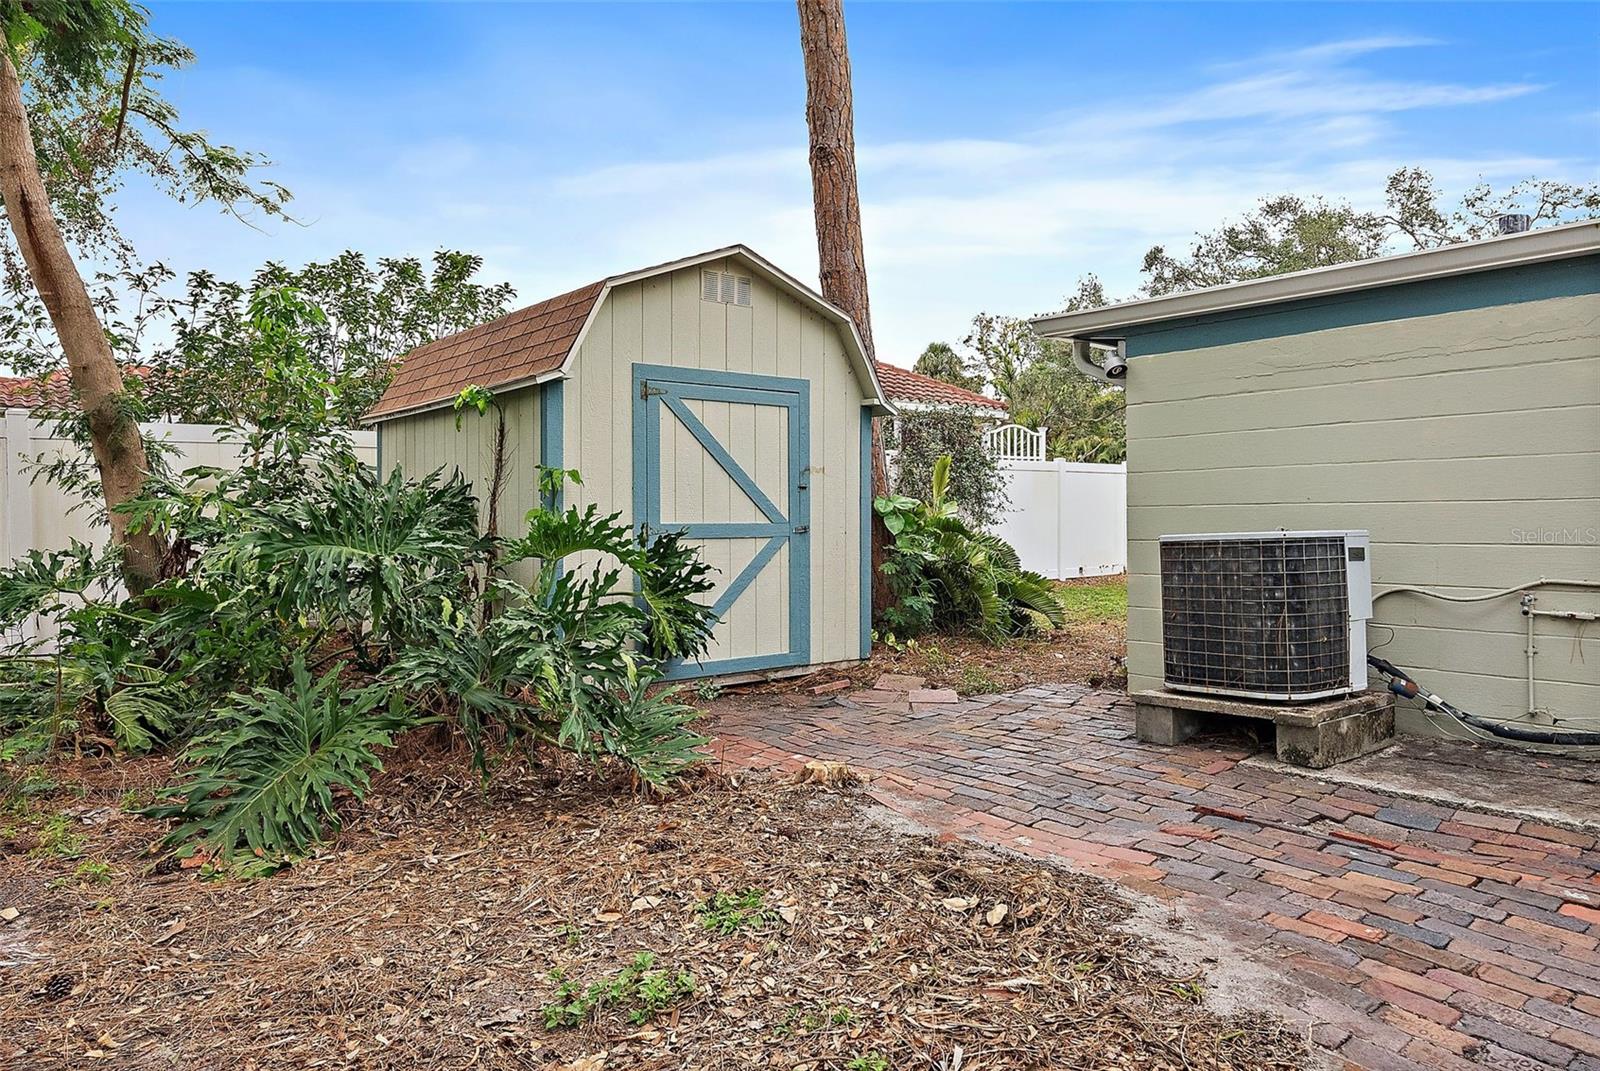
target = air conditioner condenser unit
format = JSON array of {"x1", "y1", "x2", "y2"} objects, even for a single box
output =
[{"x1": 1158, "y1": 530, "x2": 1372, "y2": 702}]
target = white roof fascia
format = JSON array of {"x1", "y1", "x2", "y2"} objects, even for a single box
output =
[{"x1": 890, "y1": 399, "x2": 1009, "y2": 415}]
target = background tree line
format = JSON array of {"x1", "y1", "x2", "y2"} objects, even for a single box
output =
[{"x1": 913, "y1": 169, "x2": 1598, "y2": 465}]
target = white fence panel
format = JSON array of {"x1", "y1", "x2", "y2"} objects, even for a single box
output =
[
  {"x1": 991, "y1": 459, "x2": 1125, "y2": 579},
  {"x1": 2, "y1": 408, "x2": 376, "y2": 563},
  {"x1": 3, "y1": 408, "x2": 377, "y2": 649}
]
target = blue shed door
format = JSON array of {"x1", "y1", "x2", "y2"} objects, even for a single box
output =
[{"x1": 632, "y1": 364, "x2": 810, "y2": 677}]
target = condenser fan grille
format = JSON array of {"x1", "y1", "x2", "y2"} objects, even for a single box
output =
[{"x1": 1160, "y1": 535, "x2": 1350, "y2": 698}]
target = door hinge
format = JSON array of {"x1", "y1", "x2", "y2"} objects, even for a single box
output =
[
  {"x1": 640, "y1": 382, "x2": 668, "y2": 399},
  {"x1": 792, "y1": 525, "x2": 809, "y2": 534}
]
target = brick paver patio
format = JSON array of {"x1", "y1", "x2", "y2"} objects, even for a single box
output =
[{"x1": 710, "y1": 682, "x2": 1600, "y2": 1070}]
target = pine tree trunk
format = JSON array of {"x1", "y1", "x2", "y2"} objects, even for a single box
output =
[
  {"x1": 0, "y1": 50, "x2": 163, "y2": 592},
  {"x1": 797, "y1": 0, "x2": 894, "y2": 620}
]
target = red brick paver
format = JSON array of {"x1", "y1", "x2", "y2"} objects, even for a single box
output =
[{"x1": 711, "y1": 684, "x2": 1600, "y2": 1070}]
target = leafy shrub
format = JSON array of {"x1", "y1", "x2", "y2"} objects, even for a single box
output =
[
  {"x1": 0, "y1": 288, "x2": 721, "y2": 865},
  {"x1": 239, "y1": 463, "x2": 488, "y2": 664},
  {"x1": 393, "y1": 474, "x2": 714, "y2": 789},
  {"x1": 876, "y1": 455, "x2": 1066, "y2": 642},
  {"x1": 885, "y1": 407, "x2": 1009, "y2": 528},
  {"x1": 147, "y1": 658, "x2": 409, "y2": 861}
]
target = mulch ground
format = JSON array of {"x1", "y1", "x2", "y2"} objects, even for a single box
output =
[
  {"x1": 0, "y1": 743, "x2": 1304, "y2": 1071},
  {"x1": 737, "y1": 622, "x2": 1127, "y2": 702}
]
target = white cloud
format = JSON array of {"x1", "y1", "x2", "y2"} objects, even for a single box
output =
[{"x1": 64, "y1": 28, "x2": 1588, "y2": 382}]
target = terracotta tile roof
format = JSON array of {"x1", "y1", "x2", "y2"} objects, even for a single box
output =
[
  {"x1": 0, "y1": 374, "x2": 40, "y2": 408},
  {"x1": 366, "y1": 280, "x2": 604, "y2": 420},
  {"x1": 873, "y1": 361, "x2": 1007, "y2": 412},
  {"x1": 1, "y1": 369, "x2": 150, "y2": 410}
]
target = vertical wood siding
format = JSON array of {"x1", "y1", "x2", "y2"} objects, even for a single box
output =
[
  {"x1": 564, "y1": 259, "x2": 867, "y2": 667},
  {"x1": 1124, "y1": 292, "x2": 1600, "y2": 733},
  {"x1": 378, "y1": 390, "x2": 542, "y2": 587}
]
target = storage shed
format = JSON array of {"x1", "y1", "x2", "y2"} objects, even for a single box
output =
[
  {"x1": 367, "y1": 246, "x2": 893, "y2": 679},
  {"x1": 1032, "y1": 220, "x2": 1600, "y2": 739}
]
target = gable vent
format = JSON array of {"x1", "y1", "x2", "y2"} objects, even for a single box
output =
[{"x1": 700, "y1": 270, "x2": 752, "y2": 307}]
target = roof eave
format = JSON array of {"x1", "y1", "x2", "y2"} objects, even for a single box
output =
[{"x1": 1031, "y1": 218, "x2": 1600, "y2": 341}]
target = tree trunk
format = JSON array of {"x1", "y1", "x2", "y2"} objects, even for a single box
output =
[
  {"x1": 0, "y1": 50, "x2": 162, "y2": 592},
  {"x1": 797, "y1": 0, "x2": 894, "y2": 620}
]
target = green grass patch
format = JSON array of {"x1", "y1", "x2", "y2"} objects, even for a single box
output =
[{"x1": 1055, "y1": 577, "x2": 1127, "y2": 625}]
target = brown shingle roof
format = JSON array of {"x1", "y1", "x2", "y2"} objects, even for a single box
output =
[
  {"x1": 365, "y1": 280, "x2": 604, "y2": 420},
  {"x1": 366, "y1": 245, "x2": 896, "y2": 422},
  {"x1": 873, "y1": 362, "x2": 1007, "y2": 412}
]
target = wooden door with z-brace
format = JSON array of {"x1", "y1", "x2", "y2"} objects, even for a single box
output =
[{"x1": 632, "y1": 363, "x2": 810, "y2": 677}]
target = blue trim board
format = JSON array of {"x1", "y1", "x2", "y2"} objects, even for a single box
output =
[
  {"x1": 539, "y1": 380, "x2": 565, "y2": 510},
  {"x1": 538, "y1": 379, "x2": 565, "y2": 581},
  {"x1": 1127, "y1": 254, "x2": 1600, "y2": 356},
  {"x1": 631, "y1": 361, "x2": 809, "y2": 397},
  {"x1": 1122, "y1": 254, "x2": 1600, "y2": 358},
  {"x1": 631, "y1": 361, "x2": 811, "y2": 678},
  {"x1": 661, "y1": 651, "x2": 806, "y2": 680},
  {"x1": 859, "y1": 408, "x2": 873, "y2": 660},
  {"x1": 790, "y1": 382, "x2": 811, "y2": 667},
  {"x1": 709, "y1": 537, "x2": 785, "y2": 619}
]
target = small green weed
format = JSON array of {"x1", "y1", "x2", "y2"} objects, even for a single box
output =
[
  {"x1": 692, "y1": 679, "x2": 723, "y2": 702},
  {"x1": 541, "y1": 952, "x2": 694, "y2": 1029},
  {"x1": 1171, "y1": 981, "x2": 1204, "y2": 1003},
  {"x1": 871, "y1": 629, "x2": 917, "y2": 655},
  {"x1": 30, "y1": 813, "x2": 85, "y2": 859},
  {"x1": 846, "y1": 1054, "x2": 890, "y2": 1071},
  {"x1": 955, "y1": 666, "x2": 1000, "y2": 696},
  {"x1": 74, "y1": 860, "x2": 113, "y2": 885},
  {"x1": 697, "y1": 888, "x2": 777, "y2": 936}
]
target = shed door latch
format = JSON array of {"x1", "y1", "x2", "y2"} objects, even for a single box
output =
[
  {"x1": 792, "y1": 525, "x2": 809, "y2": 534},
  {"x1": 640, "y1": 382, "x2": 668, "y2": 399}
]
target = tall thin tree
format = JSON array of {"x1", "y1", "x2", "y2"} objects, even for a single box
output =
[
  {"x1": 0, "y1": 40, "x2": 161, "y2": 588},
  {"x1": 797, "y1": 0, "x2": 893, "y2": 612},
  {"x1": 0, "y1": 0, "x2": 289, "y2": 591}
]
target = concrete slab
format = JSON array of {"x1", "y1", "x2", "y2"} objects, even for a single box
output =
[
  {"x1": 1132, "y1": 688, "x2": 1395, "y2": 768},
  {"x1": 1243, "y1": 733, "x2": 1600, "y2": 833}
]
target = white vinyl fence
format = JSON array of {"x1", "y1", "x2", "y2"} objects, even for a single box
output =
[
  {"x1": 991, "y1": 459, "x2": 1126, "y2": 579},
  {"x1": 3, "y1": 409, "x2": 377, "y2": 643}
]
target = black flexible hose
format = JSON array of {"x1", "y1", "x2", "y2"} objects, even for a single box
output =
[{"x1": 1367, "y1": 655, "x2": 1600, "y2": 747}]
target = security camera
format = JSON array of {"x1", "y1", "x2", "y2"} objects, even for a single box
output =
[{"x1": 1101, "y1": 343, "x2": 1128, "y2": 379}]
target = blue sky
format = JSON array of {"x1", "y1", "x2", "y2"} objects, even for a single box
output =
[{"x1": 109, "y1": 1, "x2": 1600, "y2": 366}]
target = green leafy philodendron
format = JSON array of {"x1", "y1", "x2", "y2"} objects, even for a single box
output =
[
  {"x1": 148, "y1": 658, "x2": 411, "y2": 861},
  {"x1": 875, "y1": 454, "x2": 1067, "y2": 643},
  {"x1": 241, "y1": 464, "x2": 487, "y2": 662},
  {"x1": 389, "y1": 473, "x2": 713, "y2": 788}
]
